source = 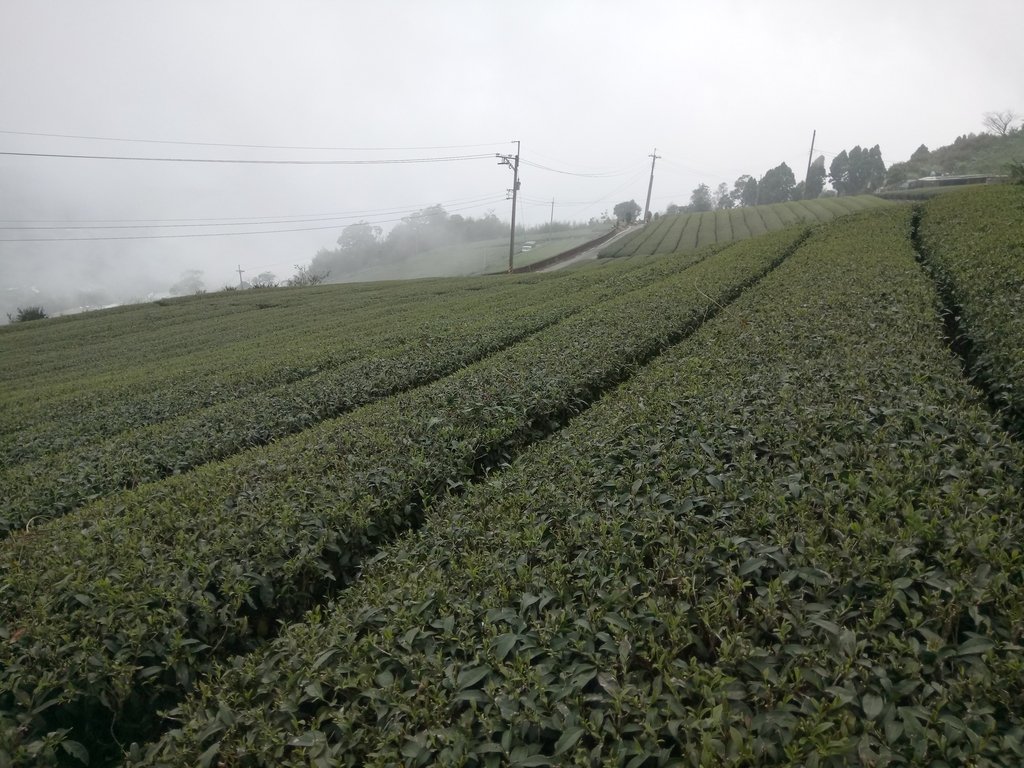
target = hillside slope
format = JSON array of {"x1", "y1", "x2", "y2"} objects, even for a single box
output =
[
  {"x1": 887, "y1": 130, "x2": 1024, "y2": 184},
  {"x1": 142, "y1": 193, "x2": 1024, "y2": 768},
  {"x1": 2, "y1": 187, "x2": 1023, "y2": 766},
  {"x1": 598, "y1": 195, "x2": 890, "y2": 258},
  {"x1": 312, "y1": 225, "x2": 610, "y2": 283}
]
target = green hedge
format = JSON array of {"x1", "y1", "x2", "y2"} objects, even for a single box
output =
[
  {"x1": 916, "y1": 184, "x2": 1024, "y2": 435},
  {"x1": 0, "y1": 229, "x2": 807, "y2": 766},
  {"x1": 0, "y1": 271, "x2": 596, "y2": 463},
  {"x1": 136, "y1": 208, "x2": 1024, "y2": 766}
]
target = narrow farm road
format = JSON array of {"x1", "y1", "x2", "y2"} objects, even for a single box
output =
[{"x1": 539, "y1": 223, "x2": 641, "y2": 271}]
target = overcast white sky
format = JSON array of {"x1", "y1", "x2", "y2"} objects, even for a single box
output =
[{"x1": 1, "y1": 0, "x2": 1021, "y2": 304}]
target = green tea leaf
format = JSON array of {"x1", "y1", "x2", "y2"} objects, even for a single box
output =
[{"x1": 862, "y1": 693, "x2": 884, "y2": 721}]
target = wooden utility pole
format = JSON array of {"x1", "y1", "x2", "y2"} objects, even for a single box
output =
[
  {"x1": 803, "y1": 130, "x2": 817, "y2": 199},
  {"x1": 497, "y1": 140, "x2": 521, "y2": 272},
  {"x1": 550, "y1": 198, "x2": 555, "y2": 226},
  {"x1": 643, "y1": 148, "x2": 661, "y2": 222},
  {"x1": 236, "y1": 265, "x2": 245, "y2": 288}
]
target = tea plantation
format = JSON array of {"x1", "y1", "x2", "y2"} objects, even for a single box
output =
[
  {"x1": 1, "y1": 185, "x2": 1022, "y2": 766},
  {"x1": 597, "y1": 196, "x2": 891, "y2": 258}
]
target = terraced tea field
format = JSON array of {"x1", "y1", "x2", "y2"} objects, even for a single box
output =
[
  {"x1": 599, "y1": 196, "x2": 891, "y2": 258},
  {"x1": 2, "y1": 185, "x2": 1022, "y2": 766}
]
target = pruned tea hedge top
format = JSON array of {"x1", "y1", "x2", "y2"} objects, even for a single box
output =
[
  {"x1": 0, "y1": 229, "x2": 805, "y2": 765},
  {"x1": 2, "y1": 188, "x2": 1020, "y2": 766},
  {"x1": 599, "y1": 195, "x2": 891, "y2": 258},
  {"x1": 916, "y1": 184, "x2": 1024, "y2": 435},
  {"x1": 136, "y1": 207, "x2": 1024, "y2": 766}
]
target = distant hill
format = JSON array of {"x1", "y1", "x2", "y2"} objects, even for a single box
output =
[
  {"x1": 316, "y1": 223, "x2": 610, "y2": 282},
  {"x1": 886, "y1": 130, "x2": 1024, "y2": 185},
  {"x1": 598, "y1": 195, "x2": 890, "y2": 258},
  {"x1": 309, "y1": 203, "x2": 611, "y2": 284}
]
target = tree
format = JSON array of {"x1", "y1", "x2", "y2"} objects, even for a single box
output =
[
  {"x1": 687, "y1": 184, "x2": 713, "y2": 212},
  {"x1": 251, "y1": 272, "x2": 278, "y2": 288},
  {"x1": 910, "y1": 144, "x2": 931, "y2": 162},
  {"x1": 462, "y1": 210, "x2": 504, "y2": 240},
  {"x1": 863, "y1": 145, "x2": 887, "y2": 191},
  {"x1": 385, "y1": 206, "x2": 446, "y2": 255},
  {"x1": 1008, "y1": 160, "x2": 1024, "y2": 185},
  {"x1": 730, "y1": 175, "x2": 758, "y2": 207},
  {"x1": 7, "y1": 305, "x2": 47, "y2": 323},
  {"x1": 613, "y1": 200, "x2": 641, "y2": 224},
  {"x1": 714, "y1": 182, "x2": 734, "y2": 209},
  {"x1": 830, "y1": 145, "x2": 886, "y2": 195},
  {"x1": 758, "y1": 162, "x2": 795, "y2": 204},
  {"x1": 805, "y1": 155, "x2": 826, "y2": 199},
  {"x1": 287, "y1": 264, "x2": 329, "y2": 287},
  {"x1": 415, "y1": 204, "x2": 449, "y2": 228},
  {"x1": 983, "y1": 110, "x2": 1019, "y2": 137},
  {"x1": 169, "y1": 269, "x2": 205, "y2": 296},
  {"x1": 851, "y1": 145, "x2": 886, "y2": 193},
  {"x1": 829, "y1": 151, "x2": 850, "y2": 194},
  {"x1": 337, "y1": 221, "x2": 383, "y2": 252}
]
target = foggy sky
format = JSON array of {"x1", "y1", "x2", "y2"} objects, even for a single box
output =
[{"x1": 1, "y1": 0, "x2": 1021, "y2": 312}]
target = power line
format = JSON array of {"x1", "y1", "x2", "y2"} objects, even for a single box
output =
[
  {"x1": 0, "y1": 128, "x2": 510, "y2": 152},
  {"x1": 0, "y1": 134, "x2": 652, "y2": 239},
  {"x1": 0, "y1": 150, "x2": 633, "y2": 173},
  {"x1": 0, "y1": 150, "x2": 495, "y2": 165},
  {"x1": 0, "y1": 197, "x2": 508, "y2": 243},
  {"x1": 556, "y1": 169, "x2": 650, "y2": 216},
  {"x1": 519, "y1": 158, "x2": 634, "y2": 177},
  {"x1": 0, "y1": 194, "x2": 506, "y2": 230},
  {"x1": 0, "y1": 193, "x2": 503, "y2": 226},
  {"x1": 519, "y1": 194, "x2": 611, "y2": 206},
  {"x1": 658, "y1": 156, "x2": 749, "y2": 182},
  {"x1": 519, "y1": 149, "x2": 640, "y2": 174}
]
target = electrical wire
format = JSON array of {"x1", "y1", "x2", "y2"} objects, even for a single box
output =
[
  {"x1": 0, "y1": 150, "x2": 495, "y2": 165},
  {"x1": 0, "y1": 193, "x2": 502, "y2": 225},
  {"x1": 555, "y1": 169, "x2": 650, "y2": 215},
  {"x1": 519, "y1": 158, "x2": 634, "y2": 178},
  {"x1": 520, "y1": 148, "x2": 644, "y2": 175},
  {"x1": 0, "y1": 128, "x2": 511, "y2": 152},
  {"x1": 0, "y1": 197, "x2": 509, "y2": 243},
  {"x1": 0, "y1": 194, "x2": 505, "y2": 230},
  {"x1": 658, "y1": 156, "x2": 750, "y2": 182},
  {"x1": 520, "y1": 196, "x2": 615, "y2": 207},
  {"x1": 0, "y1": 131, "x2": 659, "y2": 239}
]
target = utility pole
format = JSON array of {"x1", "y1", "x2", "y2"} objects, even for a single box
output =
[
  {"x1": 643, "y1": 148, "x2": 661, "y2": 223},
  {"x1": 497, "y1": 140, "x2": 521, "y2": 272},
  {"x1": 236, "y1": 265, "x2": 245, "y2": 288},
  {"x1": 550, "y1": 197, "x2": 555, "y2": 226},
  {"x1": 803, "y1": 130, "x2": 817, "y2": 199}
]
